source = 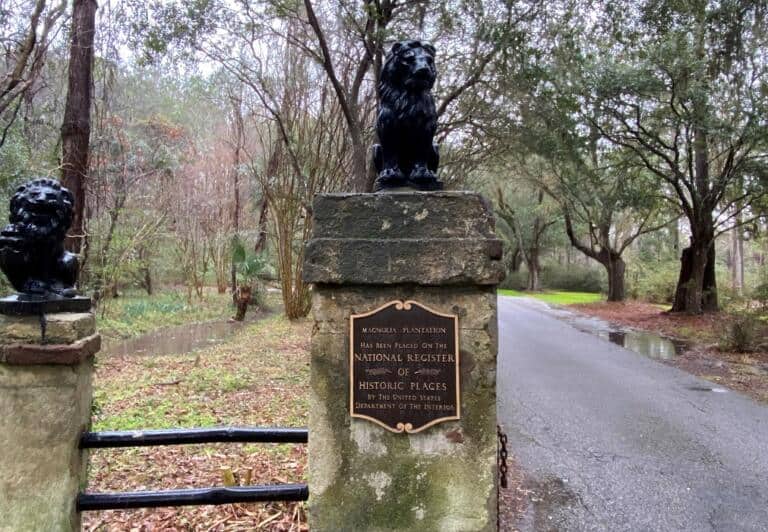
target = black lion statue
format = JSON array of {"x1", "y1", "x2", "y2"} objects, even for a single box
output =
[
  {"x1": 0, "y1": 177, "x2": 78, "y2": 297},
  {"x1": 373, "y1": 40, "x2": 442, "y2": 191}
]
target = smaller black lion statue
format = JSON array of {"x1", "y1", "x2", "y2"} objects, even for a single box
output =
[
  {"x1": 373, "y1": 39, "x2": 442, "y2": 191},
  {"x1": 0, "y1": 177, "x2": 79, "y2": 297}
]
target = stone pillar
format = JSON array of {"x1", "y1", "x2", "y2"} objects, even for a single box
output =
[
  {"x1": 0, "y1": 311, "x2": 100, "y2": 531},
  {"x1": 304, "y1": 192, "x2": 504, "y2": 531}
]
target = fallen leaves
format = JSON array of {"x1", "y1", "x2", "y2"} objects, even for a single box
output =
[{"x1": 83, "y1": 315, "x2": 310, "y2": 531}]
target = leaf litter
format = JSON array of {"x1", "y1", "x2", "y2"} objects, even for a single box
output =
[{"x1": 83, "y1": 315, "x2": 310, "y2": 531}]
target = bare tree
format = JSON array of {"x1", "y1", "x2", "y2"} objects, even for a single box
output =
[
  {"x1": 88, "y1": 115, "x2": 183, "y2": 299},
  {"x1": 245, "y1": 37, "x2": 348, "y2": 318},
  {"x1": 226, "y1": 85, "x2": 245, "y2": 292},
  {"x1": 0, "y1": 0, "x2": 66, "y2": 148},
  {"x1": 61, "y1": 0, "x2": 97, "y2": 254}
]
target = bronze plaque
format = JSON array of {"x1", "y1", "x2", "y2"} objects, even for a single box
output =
[{"x1": 349, "y1": 300, "x2": 460, "y2": 433}]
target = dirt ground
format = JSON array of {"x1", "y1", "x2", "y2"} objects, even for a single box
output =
[
  {"x1": 83, "y1": 315, "x2": 310, "y2": 531},
  {"x1": 573, "y1": 301, "x2": 768, "y2": 403},
  {"x1": 498, "y1": 451, "x2": 528, "y2": 531}
]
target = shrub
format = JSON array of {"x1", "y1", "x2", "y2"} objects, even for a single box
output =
[
  {"x1": 121, "y1": 294, "x2": 187, "y2": 318},
  {"x1": 249, "y1": 282, "x2": 266, "y2": 309},
  {"x1": 499, "y1": 268, "x2": 527, "y2": 290},
  {"x1": 541, "y1": 264, "x2": 604, "y2": 293},
  {"x1": 628, "y1": 261, "x2": 679, "y2": 304},
  {"x1": 720, "y1": 312, "x2": 760, "y2": 353},
  {"x1": 499, "y1": 263, "x2": 605, "y2": 293},
  {"x1": 752, "y1": 282, "x2": 768, "y2": 310}
]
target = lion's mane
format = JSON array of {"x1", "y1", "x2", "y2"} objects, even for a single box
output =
[
  {"x1": 0, "y1": 178, "x2": 78, "y2": 295},
  {"x1": 373, "y1": 40, "x2": 441, "y2": 190}
]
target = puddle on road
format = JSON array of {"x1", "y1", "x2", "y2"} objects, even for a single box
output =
[
  {"x1": 103, "y1": 320, "x2": 245, "y2": 357},
  {"x1": 542, "y1": 304, "x2": 688, "y2": 360},
  {"x1": 687, "y1": 385, "x2": 728, "y2": 393},
  {"x1": 597, "y1": 329, "x2": 685, "y2": 360}
]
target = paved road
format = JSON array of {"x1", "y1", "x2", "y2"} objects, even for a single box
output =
[{"x1": 497, "y1": 297, "x2": 768, "y2": 532}]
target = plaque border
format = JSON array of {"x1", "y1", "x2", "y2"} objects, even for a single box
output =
[{"x1": 349, "y1": 299, "x2": 461, "y2": 434}]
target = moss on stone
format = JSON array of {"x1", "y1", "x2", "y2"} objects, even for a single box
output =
[
  {"x1": 306, "y1": 193, "x2": 500, "y2": 531},
  {"x1": 309, "y1": 288, "x2": 498, "y2": 530}
]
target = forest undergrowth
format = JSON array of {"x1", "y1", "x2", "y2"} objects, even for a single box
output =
[
  {"x1": 84, "y1": 315, "x2": 310, "y2": 531},
  {"x1": 97, "y1": 289, "x2": 235, "y2": 340}
]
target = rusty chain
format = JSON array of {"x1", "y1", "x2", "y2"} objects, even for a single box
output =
[{"x1": 497, "y1": 425, "x2": 508, "y2": 489}]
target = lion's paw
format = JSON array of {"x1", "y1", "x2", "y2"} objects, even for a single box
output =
[{"x1": 409, "y1": 165, "x2": 436, "y2": 182}]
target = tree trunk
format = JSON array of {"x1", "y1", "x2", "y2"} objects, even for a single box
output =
[
  {"x1": 253, "y1": 200, "x2": 269, "y2": 254},
  {"x1": 230, "y1": 173, "x2": 239, "y2": 292},
  {"x1": 673, "y1": 53, "x2": 719, "y2": 314},
  {"x1": 527, "y1": 266, "x2": 540, "y2": 291},
  {"x1": 508, "y1": 247, "x2": 522, "y2": 273},
  {"x1": 730, "y1": 227, "x2": 743, "y2": 295},
  {"x1": 353, "y1": 141, "x2": 372, "y2": 192},
  {"x1": 702, "y1": 242, "x2": 718, "y2": 311},
  {"x1": 604, "y1": 255, "x2": 626, "y2": 302},
  {"x1": 138, "y1": 246, "x2": 152, "y2": 295},
  {"x1": 685, "y1": 242, "x2": 708, "y2": 312},
  {"x1": 60, "y1": 0, "x2": 97, "y2": 255},
  {"x1": 526, "y1": 249, "x2": 540, "y2": 291},
  {"x1": 230, "y1": 90, "x2": 244, "y2": 293},
  {"x1": 143, "y1": 267, "x2": 152, "y2": 295},
  {"x1": 233, "y1": 285, "x2": 252, "y2": 321},
  {"x1": 671, "y1": 218, "x2": 679, "y2": 255},
  {"x1": 672, "y1": 246, "x2": 693, "y2": 312},
  {"x1": 672, "y1": 235, "x2": 717, "y2": 314},
  {"x1": 564, "y1": 210, "x2": 626, "y2": 301}
]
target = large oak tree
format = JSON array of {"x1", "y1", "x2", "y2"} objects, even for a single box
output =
[{"x1": 588, "y1": 0, "x2": 768, "y2": 312}]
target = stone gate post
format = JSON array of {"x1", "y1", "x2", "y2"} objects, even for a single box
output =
[
  {"x1": 0, "y1": 309, "x2": 99, "y2": 531},
  {"x1": 304, "y1": 192, "x2": 504, "y2": 531}
]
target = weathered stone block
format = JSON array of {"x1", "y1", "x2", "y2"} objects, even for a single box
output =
[
  {"x1": 44, "y1": 312, "x2": 96, "y2": 344},
  {"x1": 305, "y1": 191, "x2": 502, "y2": 531},
  {"x1": 311, "y1": 285, "x2": 497, "y2": 334},
  {"x1": 303, "y1": 192, "x2": 504, "y2": 286},
  {"x1": 1, "y1": 334, "x2": 101, "y2": 365},
  {"x1": 0, "y1": 311, "x2": 97, "y2": 531},
  {"x1": 309, "y1": 292, "x2": 498, "y2": 530},
  {"x1": 0, "y1": 314, "x2": 40, "y2": 344},
  {"x1": 0, "y1": 312, "x2": 95, "y2": 345},
  {"x1": 305, "y1": 238, "x2": 503, "y2": 286},
  {"x1": 310, "y1": 192, "x2": 499, "y2": 240}
]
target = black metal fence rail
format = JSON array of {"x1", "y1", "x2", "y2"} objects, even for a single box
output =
[
  {"x1": 77, "y1": 484, "x2": 309, "y2": 511},
  {"x1": 80, "y1": 427, "x2": 308, "y2": 448},
  {"x1": 78, "y1": 426, "x2": 309, "y2": 511}
]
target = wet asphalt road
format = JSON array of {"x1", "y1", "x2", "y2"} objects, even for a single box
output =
[{"x1": 497, "y1": 296, "x2": 768, "y2": 532}]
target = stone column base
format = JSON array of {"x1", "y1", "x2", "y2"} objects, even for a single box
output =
[
  {"x1": 304, "y1": 192, "x2": 504, "y2": 531},
  {"x1": 0, "y1": 312, "x2": 98, "y2": 531}
]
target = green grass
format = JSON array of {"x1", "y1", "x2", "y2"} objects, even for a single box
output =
[
  {"x1": 85, "y1": 315, "x2": 311, "y2": 528},
  {"x1": 94, "y1": 400, "x2": 219, "y2": 431},
  {"x1": 91, "y1": 314, "x2": 309, "y2": 432},
  {"x1": 97, "y1": 288, "x2": 233, "y2": 340},
  {"x1": 497, "y1": 289, "x2": 603, "y2": 305}
]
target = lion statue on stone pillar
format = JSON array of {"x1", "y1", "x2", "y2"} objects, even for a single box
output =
[
  {"x1": 0, "y1": 177, "x2": 78, "y2": 297},
  {"x1": 372, "y1": 40, "x2": 442, "y2": 191}
]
